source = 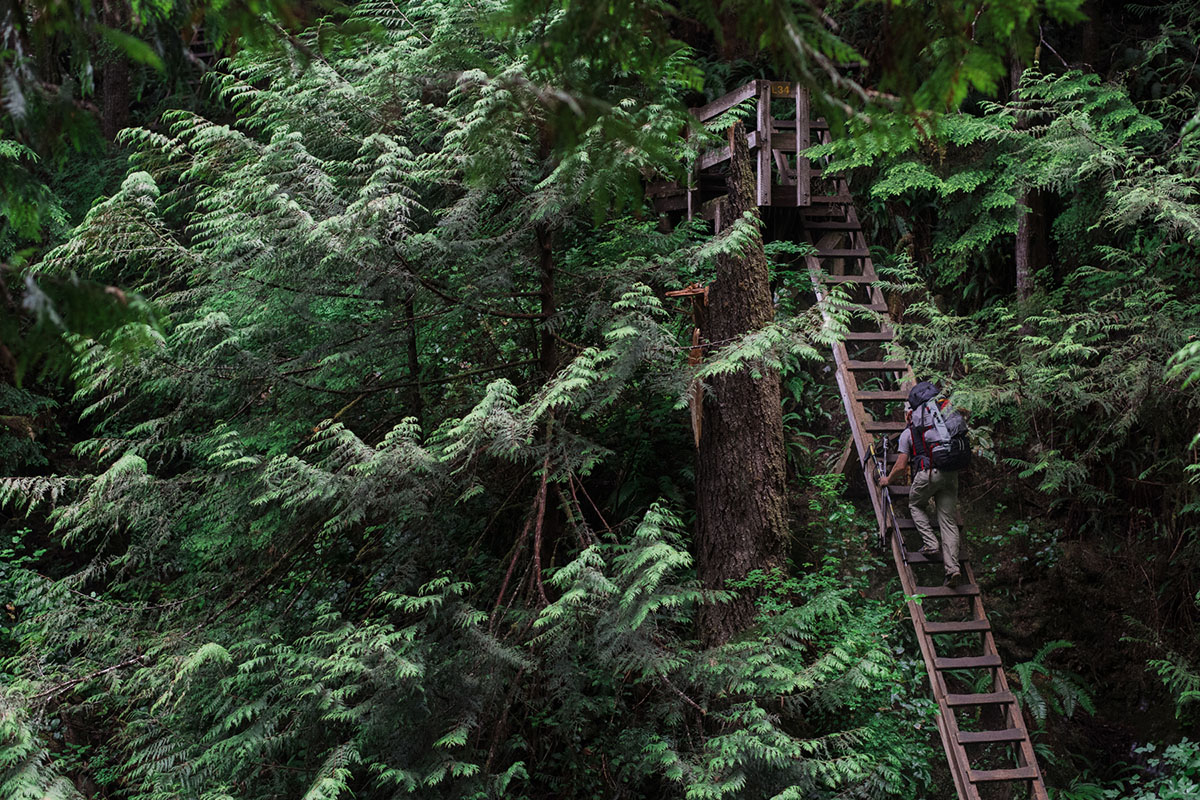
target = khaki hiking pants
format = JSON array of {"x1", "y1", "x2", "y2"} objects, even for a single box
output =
[{"x1": 910, "y1": 468, "x2": 961, "y2": 576}]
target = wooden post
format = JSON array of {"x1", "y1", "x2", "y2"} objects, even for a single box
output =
[
  {"x1": 796, "y1": 87, "x2": 811, "y2": 207},
  {"x1": 687, "y1": 161, "x2": 698, "y2": 221},
  {"x1": 686, "y1": 128, "x2": 697, "y2": 221},
  {"x1": 756, "y1": 81, "x2": 772, "y2": 206}
]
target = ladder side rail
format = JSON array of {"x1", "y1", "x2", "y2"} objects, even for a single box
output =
[
  {"x1": 804, "y1": 285, "x2": 892, "y2": 534},
  {"x1": 805, "y1": 226, "x2": 909, "y2": 535},
  {"x1": 877, "y1": 380, "x2": 977, "y2": 795},
  {"x1": 807, "y1": 269, "x2": 888, "y2": 533},
  {"x1": 962, "y1": 568, "x2": 1050, "y2": 797},
  {"x1": 796, "y1": 88, "x2": 811, "y2": 206},
  {"x1": 891, "y1": 532, "x2": 979, "y2": 799}
]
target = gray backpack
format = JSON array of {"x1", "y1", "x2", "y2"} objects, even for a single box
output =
[{"x1": 911, "y1": 398, "x2": 971, "y2": 471}]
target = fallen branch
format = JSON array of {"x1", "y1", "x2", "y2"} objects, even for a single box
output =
[{"x1": 33, "y1": 655, "x2": 147, "y2": 701}]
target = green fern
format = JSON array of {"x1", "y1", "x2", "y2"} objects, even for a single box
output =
[{"x1": 1011, "y1": 641, "x2": 1096, "y2": 725}]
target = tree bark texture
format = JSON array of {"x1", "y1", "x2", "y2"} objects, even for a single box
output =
[
  {"x1": 405, "y1": 294, "x2": 423, "y2": 421},
  {"x1": 100, "y1": 0, "x2": 132, "y2": 140},
  {"x1": 536, "y1": 222, "x2": 558, "y2": 376},
  {"x1": 695, "y1": 122, "x2": 788, "y2": 647},
  {"x1": 1011, "y1": 58, "x2": 1034, "y2": 303}
]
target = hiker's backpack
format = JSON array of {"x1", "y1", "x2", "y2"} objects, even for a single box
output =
[{"x1": 906, "y1": 382, "x2": 971, "y2": 471}]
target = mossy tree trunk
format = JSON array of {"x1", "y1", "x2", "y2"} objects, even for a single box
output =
[{"x1": 695, "y1": 121, "x2": 788, "y2": 647}]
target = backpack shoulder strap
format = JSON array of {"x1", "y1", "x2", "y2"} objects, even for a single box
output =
[{"x1": 924, "y1": 399, "x2": 951, "y2": 439}]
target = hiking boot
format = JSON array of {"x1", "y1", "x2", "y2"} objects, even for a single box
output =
[
  {"x1": 943, "y1": 571, "x2": 964, "y2": 588},
  {"x1": 918, "y1": 546, "x2": 942, "y2": 560}
]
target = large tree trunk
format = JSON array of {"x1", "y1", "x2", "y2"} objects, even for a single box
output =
[
  {"x1": 100, "y1": 0, "x2": 132, "y2": 140},
  {"x1": 1081, "y1": 1, "x2": 1099, "y2": 70},
  {"x1": 695, "y1": 122, "x2": 788, "y2": 647}
]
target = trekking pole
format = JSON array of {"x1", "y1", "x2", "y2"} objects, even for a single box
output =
[
  {"x1": 868, "y1": 438, "x2": 889, "y2": 551},
  {"x1": 879, "y1": 435, "x2": 892, "y2": 551}
]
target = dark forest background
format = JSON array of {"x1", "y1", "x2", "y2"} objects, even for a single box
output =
[{"x1": 2, "y1": 0, "x2": 1199, "y2": 797}]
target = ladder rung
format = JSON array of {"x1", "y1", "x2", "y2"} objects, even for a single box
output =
[
  {"x1": 969, "y1": 766, "x2": 1039, "y2": 783},
  {"x1": 816, "y1": 248, "x2": 870, "y2": 258},
  {"x1": 844, "y1": 332, "x2": 895, "y2": 342},
  {"x1": 863, "y1": 420, "x2": 907, "y2": 432},
  {"x1": 771, "y1": 118, "x2": 830, "y2": 130},
  {"x1": 849, "y1": 388, "x2": 902, "y2": 398},
  {"x1": 924, "y1": 619, "x2": 990, "y2": 634},
  {"x1": 804, "y1": 220, "x2": 860, "y2": 230},
  {"x1": 958, "y1": 728, "x2": 1026, "y2": 745},
  {"x1": 809, "y1": 194, "x2": 853, "y2": 204},
  {"x1": 902, "y1": 545, "x2": 940, "y2": 561},
  {"x1": 934, "y1": 654, "x2": 1002, "y2": 670},
  {"x1": 912, "y1": 583, "x2": 981, "y2": 597},
  {"x1": 846, "y1": 360, "x2": 906, "y2": 370},
  {"x1": 885, "y1": 484, "x2": 911, "y2": 496},
  {"x1": 894, "y1": 516, "x2": 916, "y2": 528},
  {"x1": 798, "y1": 206, "x2": 847, "y2": 217},
  {"x1": 946, "y1": 691, "x2": 1016, "y2": 707}
]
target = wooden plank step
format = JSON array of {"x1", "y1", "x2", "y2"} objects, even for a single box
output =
[
  {"x1": 902, "y1": 546, "x2": 942, "y2": 562},
  {"x1": 821, "y1": 274, "x2": 876, "y2": 284},
  {"x1": 958, "y1": 728, "x2": 1026, "y2": 745},
  {"x1": 863, "y1": 420, "x2": 907, "y2": 432},
  {"x1": 773, "y1": 192, "x2": 853, "y2": 208},
  {"x1": 772, "y1": 118, "x2": 830, "y2": 131},
  {"x1": 797, "y1": 206, "x2": 848, "y2": 217},
  {"x1": 804, "y1": 220, "x2": 860, "y2": 230},
  {"x1": 969, "y1": 766, "x2": 1039, "y2": 783},
  {"x1": 653, "y1": 195, "x2": 689, "y2": 212},
  {"x1": 884, "y1": 484, "x2": 911, "y2": 496},
  {"x1": 846, "y1": 360, "x2": 907, "y2": 371},
  {"x1": 924, "y1": 619, "x2": 990, "y2": 634},
  {"x1": 946, "y1": 691, "x2": 1016, "y2": 707},
  {"x1": 809, "y1": 194, "x2": 853, "y2": 204},
  {"x1": 854, "y1": 389, "x2": 907, "y2": 399},
  {"x1": 844, "y1": 332, "x2": 894, "y2": 342},
  {"x1": 912, "y1": 583, "x2": 981, "y2": 597},
  {"x1": 894, "y1": 516, "x2": 916, "y2": 529},
  {"x1": 645, "y1": 179, "x2": 684, "y2": 198},
  {"x1": 816, "y1": 248, "x2": 870, "y2": 258},
  {"x1": 934, "y1": 654, "x2": 1003, "y2": 670}
]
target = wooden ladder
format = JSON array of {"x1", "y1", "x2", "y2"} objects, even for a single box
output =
[
  {"x1": 653, "y1": 79, "x2": 1051, "y2": 798},
  {"x1": 801, "y1": 158, "x2": 1050, "y2": 800}
]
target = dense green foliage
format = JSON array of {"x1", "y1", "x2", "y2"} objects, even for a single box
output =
[{"x1": 2, "y1": 0, "x2": 1199, "y2": 798}]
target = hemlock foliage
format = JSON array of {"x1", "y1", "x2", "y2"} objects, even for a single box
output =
[
  {"x1": 2, "y1": 0, "x2": 1199, "y2": 798},
  {"x1": 2, "y1": 2, "x2": 929, "y2": 798}
]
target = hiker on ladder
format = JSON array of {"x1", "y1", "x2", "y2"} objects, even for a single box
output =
[{"x1": 878, "y1": 381, "x2": 970, "y2": 587}]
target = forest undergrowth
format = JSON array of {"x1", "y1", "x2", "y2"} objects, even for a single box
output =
[{"x1": 3, "y1": 0, "x2": 1200, "y2": 798}]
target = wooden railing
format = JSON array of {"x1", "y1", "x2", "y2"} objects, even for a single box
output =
[{"x1": 649, "y1": 80, "x2": 821, "y2": 217}]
